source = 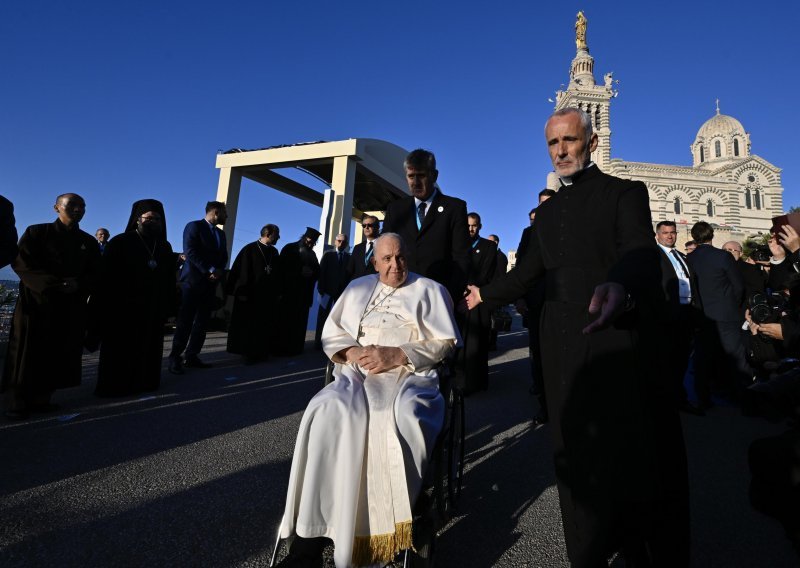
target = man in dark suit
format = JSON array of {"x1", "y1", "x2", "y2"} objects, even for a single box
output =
[
  {"x1": 465, "y1": 108, "x2": 689, "y2": 567},
  {"x1": 457, "y1": 213, "x2": 497, "y2": 393},
  {"x1": 382, "y1": 148, "x2": 471, "y2": 302},
  {"x1": 168, "y1": 201, "x2": 228, "y2": 374},
  {"x1": 722, "y1": 240, "x2": 766, "y2": 314},
  {"x1": 686, "y1": 221, "x2": 750, "y2": 407},
  {"x1": 486, "y1": 234, "x2": 508, "y2": 279},
  {"x1": 655, "y1": 220, "x2": 703, "y2": 415},
  {"x1": 0, "y1": 195, "x2": 18, "y2": 269},
  {"x1": 314, "y1": 233, "x2": 350, "y2": 349},
  {"x1": 346, "y1": 214, "x2": 379, "y2": 281}
]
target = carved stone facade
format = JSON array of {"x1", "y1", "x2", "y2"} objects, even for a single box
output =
[{"x1": 548, "y1": 16, "x2": 784, "y2": 246}]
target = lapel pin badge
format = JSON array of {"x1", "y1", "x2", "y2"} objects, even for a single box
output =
[{"x1": 437, "y1": 206, "x2": 444, "y2": 213}]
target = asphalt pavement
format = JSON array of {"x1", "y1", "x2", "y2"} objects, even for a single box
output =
[{"x1": 1, "y1": 321, "x2": 797, "y2": 567}]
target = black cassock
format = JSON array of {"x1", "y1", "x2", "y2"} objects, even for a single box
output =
[
  {"x1": 457, "y1": 236, "x2": 497, "y2": 394},
  {"x1": 225, "y1": 241, "x2": 282, "y2": 359},
  {"x1": 278, "y1": 240, "x2": 320, "y2": 355},
  {"x1": 2, "y1": 221, "x2": 101, "y2": 404},
  {"x1": 95, "y1": 231, "x2": 176, "y2": 397},
  {"x1": 480, "y1": 166, "x2": 689, "y2": 567}
]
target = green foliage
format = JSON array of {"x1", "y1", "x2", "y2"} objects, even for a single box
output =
[
  {"x1": 742, "y1": 233, "x2": 770, "y2": 259},
  {"x1": 789, "y1": 206, "x2": 800, "y2": 214}
]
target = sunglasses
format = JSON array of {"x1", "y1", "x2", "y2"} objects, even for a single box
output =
[{"x1": 362, "y1": 223, "x2": 378, "y2": 228}]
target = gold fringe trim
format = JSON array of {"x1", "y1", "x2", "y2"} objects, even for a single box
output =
[{"x1": 351, "y1": 520, "x2": 414, "y2": 566}]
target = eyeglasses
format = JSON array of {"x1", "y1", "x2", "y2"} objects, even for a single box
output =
[{"x1": 362, "y1": 223, "x2": 378, "y2": 228}]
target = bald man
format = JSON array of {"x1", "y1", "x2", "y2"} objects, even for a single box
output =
[{"x1": 2, "y1": 194, "x2": 101, "y2": 420}]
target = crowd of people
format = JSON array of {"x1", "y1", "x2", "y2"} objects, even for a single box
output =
[{"x1": 3, "y1": 105, "x2": 800, "y2": 566}]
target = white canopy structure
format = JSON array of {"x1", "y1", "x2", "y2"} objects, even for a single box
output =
[{"x1": 214, "y1": 138, "x2": 410, "y2": 260}]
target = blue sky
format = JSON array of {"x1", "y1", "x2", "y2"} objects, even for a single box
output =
[{"x1": 3, "y1": 1, "x2": 798, "y2": 280}]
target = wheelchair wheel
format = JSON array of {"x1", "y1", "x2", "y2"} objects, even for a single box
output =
[
  {"x1": 323, "y1": 360, "x2": 335, "y2": 387},
  {"x1": 437, "y1": 387, "x2": 464, "y2": 521}
]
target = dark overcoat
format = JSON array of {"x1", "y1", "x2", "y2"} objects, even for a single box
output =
[
  {"x1": 480, "y1": 166, "x2": 689, "y2": 566},
  {"x1": 2, "y1": 221, "x2": 101, "y2": 396}
]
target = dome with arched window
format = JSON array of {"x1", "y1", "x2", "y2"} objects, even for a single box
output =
[{"x1": 691, "y1": 104, "x2": 751, "y2": 167}]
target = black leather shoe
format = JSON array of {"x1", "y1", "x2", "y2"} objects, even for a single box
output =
[
  {"x1": 168, "y1": 357, "x2": 184, "y2": 375},
  {"x1": 184, "y1": 356, "x2": 212, "y2": 369},
  {"x1": 273, "y1": 552, "x2": 323, "y2": 568}
]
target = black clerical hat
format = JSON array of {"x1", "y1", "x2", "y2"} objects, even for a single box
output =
[
  {"x1": 125, "y1": 199, "x2": 167, "y2": 239},
  {"x1": 303, "y1": 227, "x2": 321, "y2": 240}
]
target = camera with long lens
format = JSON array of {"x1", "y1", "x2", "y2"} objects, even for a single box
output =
[{"x1": 749, "y1": 291, "x2": 788, "y2": 324}]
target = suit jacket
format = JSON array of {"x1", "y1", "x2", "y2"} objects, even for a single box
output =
[
  {"x1": 686, "y1": 243, "x2": 743, "y2": 323},
  {"x1": 346, "y1": 240, "x2": 377, "y2": 281},
  {"x1": 318, "y1": 249, "x2": 351, "y2": 300},
  {"x1": 382, "y1": 190, "x2": 471, "y2": 300},
  {"x1": 658, "y1": 247, "x2": 700, "y2": 322},
  {"x1": 179, "y1": 219, "x2": 228, "y2": 286}
]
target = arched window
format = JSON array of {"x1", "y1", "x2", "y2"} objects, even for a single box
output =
[
  {"x1": 699, "y1": 145, "x2": 705, "y2": 163},
  {"x1": 673, "y1": 197, "x2": 682, "y2": 215},
  {"x1": 754, "y1": 190, "x2": 761, "y2": 210},
  {"x1": 706, "y1": 200, "x2": 714, "y2": 217},
  {"x1": 715, "y1": 140, "x2": 721, "y2": 158},
  {"x1": 745, "y1": 188, "x2": 752, "y2": 209},
  {"x1": 734, "y1": 138, "x2": 740, "y2": 156}
]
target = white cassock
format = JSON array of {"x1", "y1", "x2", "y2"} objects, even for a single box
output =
[{"x1": 279, "y1": 273, "x2": 460, "y2": 568}]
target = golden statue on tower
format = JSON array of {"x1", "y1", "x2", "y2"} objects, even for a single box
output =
[{"x1": 575, "y1": 11, "x2": 588, "y2": 51}]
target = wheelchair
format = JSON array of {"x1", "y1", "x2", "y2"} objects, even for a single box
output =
[{"x1": 270, "y1": 359, "x2": 465, "y2": 567}]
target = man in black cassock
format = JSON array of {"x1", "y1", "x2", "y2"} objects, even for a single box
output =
[
  {"x1": 95, "y1": 199, "x2": 176, "y2": 397},
  {"x1": 314, "y1": 233, "x2": 350, "y2": 349},
  {"x1": 466, "y1": 108, "x2": 690, "y2": 567},
  {"x1": 226, "y1": 223, "x2": 282, "y2": 362},
  {"x1": 2, "y1": 193, "x2": 101, "y2": 420},
  {"x1": 278, "y1": 227, "x2": 320, "y2": 356},
  {"x1": 456, "y1": 212, "x2": 496, "y2": 394}
]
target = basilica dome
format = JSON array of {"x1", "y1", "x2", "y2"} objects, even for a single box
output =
[
  {"x1": 691, "y1": 105, "x2": 750, "y2": 167},
  {"x1": 696, "y1": 112, "x2": 747, "y2": 142}
]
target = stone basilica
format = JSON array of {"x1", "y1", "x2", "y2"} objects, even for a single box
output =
[{"x1": 547, "y1": 13, "x2": 784, "y2": 244}]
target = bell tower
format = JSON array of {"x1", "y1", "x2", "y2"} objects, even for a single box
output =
[{"x1": 552, "y1": 11, "x2": 616, "y2": 171}]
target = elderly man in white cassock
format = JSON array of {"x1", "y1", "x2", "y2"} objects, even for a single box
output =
[{"x1": 276, "y1": 233, "x2": 460, "y2": 568}]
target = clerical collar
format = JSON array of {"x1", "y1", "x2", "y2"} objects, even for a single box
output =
[
  {"x1": 414, "y1": 188, "x2": 438, "y2": 209},
  {"x1": 559, "y1": 162, "x2": 596, "y2": 187}
]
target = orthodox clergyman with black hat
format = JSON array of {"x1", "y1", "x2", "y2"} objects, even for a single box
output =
[
  {"x1": 94, "y1": 199, "x2": 176, "y2": 397},
  {"x1": 2, "y1": 193, "x2": 101, "y2": 420},
  {"x1": 279, "y1": 226, "x2": 321, "y2": 355}
]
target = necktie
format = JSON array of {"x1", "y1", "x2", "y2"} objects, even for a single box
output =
[
  {"x1": 210, "y1": 224, "x2": 220, "y2": 248},
  {"x1": 364, "y1": 241, "x2": 373, "y2": 266},
  {"x1": 417, "y1": 202, "x2": 427, "y2": 229},
  {"x1": 671, "y1": 249, "x2": 690, "y2": 277}
]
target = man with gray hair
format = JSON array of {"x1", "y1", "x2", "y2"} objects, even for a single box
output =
[
  {"x1": 276, "y1": 233, "x2": 460, "y2": 568},
  {"x1": 465, "y1": 107, "x2": 690, "y2": 566}
]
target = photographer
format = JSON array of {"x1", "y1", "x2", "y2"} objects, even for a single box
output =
[{"x1": 767, "y1": 225, "x2": 800, "y2": 292}]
